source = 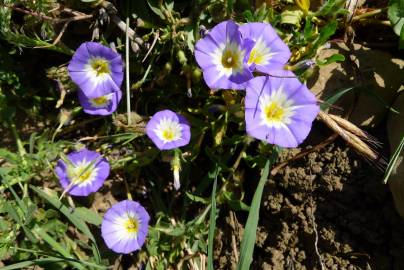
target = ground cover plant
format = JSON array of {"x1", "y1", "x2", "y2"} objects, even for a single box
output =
[{"x1": 0, "y1": 0, "x2": 403, "y2": 269}]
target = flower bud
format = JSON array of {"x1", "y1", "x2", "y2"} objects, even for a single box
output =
[
  {"x1": 58, "y1": 109, "x2": 72, "y2": 126},
  {"x1": 177, "y1": 50, "x2": 187, "y2": 66}
]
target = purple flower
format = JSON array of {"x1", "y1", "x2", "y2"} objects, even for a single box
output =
[
  {"x1": 239, "y1": 22, "x2": 291, "y2": 74},
  {"x1": 78, "y1": 89, "x2": 122, "y2": 116},
  {"x1": 195, "y1": 20, "x2": 253, "y2": 90},
  {"x1": 68, "y1": 42, "x2": 123, "y2": 98},
  {"x1": 101, "y1": 200, "x2": 150, "y2": 254},
  {"x1": 146, "y1": 110, "x2": 191, "y2": 150},
  {"x1": 55, "y1": 148, "x2": 110, "y2": 196},
  {"x1": 245, "y1": 72, "x2": 319, "y2": 148}
]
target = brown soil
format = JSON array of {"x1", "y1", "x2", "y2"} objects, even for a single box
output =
[{"x1": 215, "y1": 142, "x2": 404, "y2": 270}]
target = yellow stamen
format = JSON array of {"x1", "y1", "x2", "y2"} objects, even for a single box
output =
[
  {"x1": 248, "y1": 48, "x2": 265, "y2": 65},
  {"x1": 264, "y1": 102, "x2": 285, "y2": 122},
  {"x1": 90, "y1": 58, "x2": 110, "y2": 76},
  {"x1": 221, "y1": 49, "x2": 239, "y2": 69},
  {"x1": 124, "y1": 217, "x2": 139, "y2": 233},
  {"x1": 90, "y1": 96, "x2": 109, "y2": 106},
  {"x1": 162, "y1": 129, "x2": 175, "y2": 141},
  {"x1": 71, "y1": 166, "x2": 93, "y2": 183}
]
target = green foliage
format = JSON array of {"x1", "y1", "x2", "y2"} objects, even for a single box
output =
[
  {"x1": 236, "y1": 149, "x2": 278, "y2": 270},
  {"x1": 388, "y1": 0, "x2": 404, "y2": 48}
]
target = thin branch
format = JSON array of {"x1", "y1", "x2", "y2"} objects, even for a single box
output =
[
  {"x1": 1, "y1": 4, "x2": 93, "y2": 23},
  {"x1": 271, "y1": 134, "x2": 338, "y2": 176},
  {"x1": 142, "y1": 30, "x2": 159, "y2": 63},
  {"x1": 2, "y1": 4, "x2": 55, "y2": 21},
  {"x1": 352, "y1": 8, "x2": 386, "y2": 21}
]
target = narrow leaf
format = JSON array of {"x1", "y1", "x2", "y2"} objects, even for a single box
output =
[
  {"x1": 207, "y1": 166, "x2": 220, "y2": 270},
  {"x1": 236, "y1": 160, "x2": 271, "y2": 270},
  {"x1": 321, "y1": 87, "x2": 355, "y2": 110},
  {"x1": 384, "y1": 135, "x2": 404, "y2": 184},
  {"x1": 30, "y1": 186, "x2": 96, "y2": 242}
]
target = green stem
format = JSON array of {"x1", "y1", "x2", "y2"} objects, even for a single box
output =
[
  {"x1": 352, "y1": 8, "x2": 386, "y2": 21},
  {"x1": 9, "y1": 121, "x2": 26, "y2": 157}
]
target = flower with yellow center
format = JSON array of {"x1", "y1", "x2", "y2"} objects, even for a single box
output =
[
  {"x1": 55, "y1": 148, "x2": 110, "y2": 196},
  {"x1": 259, "y1": 91, "x2": 295, "y2": 128},
  {"x1": 239, "y1": 22, "x2": 291, "y2": 75},
  {"x1": 101, "y1": 200, "x2": 150, "y2": 254},
  {"x1": 90, "y1": 58, "x2": 110, "y2": 76},
  {"x1": 247, "y1": 38, "x2": 277, "y2": 66},
  {"x1": 68, "y1": 42, "x2": 123, "y2": 98},
  {"x1": 89, "y1": 94, "x2": 113, "y2": 108},
  {"x1": 194, "y1": 20, "x2": 253, "y2": 90},
  {"x1": 154, "y1": 117, "x2": 183, "y2": 144},
  {"x1": 68, "y1": 159, "x2": 99, "y2": 187},
  {"x1": 146, "y1": 110, "x2": 191, "y2": 150},
  {"x1": 212, "y1": 42, "x2": 245, "y2": 77},
  {"x1": 124, "y1": 217, "x2": 139, "y2": 234},
  {"x1": 78, "y1": 90, "x2": 122, "y2": 116},
  {"x1": 245, "y1": 74, "x2": 320, "y2": 148}
]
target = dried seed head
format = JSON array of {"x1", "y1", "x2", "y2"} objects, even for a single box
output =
[{"x1": 318, "y1": 111, "x2": 378, "y2": 161}]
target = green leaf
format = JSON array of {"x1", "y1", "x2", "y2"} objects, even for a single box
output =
[
  {"x1": 30, "y1": 186, "x2": 102, "y2": 263},
  {"x1": 29, "y1": 186, "x2": 96, "y2": 243},
  {"x1": 147, "y1": 0, "x2": 166, "y2": 20},
  {"x1": 384, "y1": 135, "x2": 404, "y2": 183},
  {"x1": 316, "y1": 20, "x2": 337, "y2": 46},
  {"x1": 317, "y1": 53, "x2": 345, "y2": 66},
  {"x1": 207, "y1": 166, "x2": 219, "y2": 270},
  {"x1": 74, "y1": 207, "x2": 103, "y2": 226},
  {"x1": 0, "y1": 255, "x2": 107, "y2": 270},
  {"x1": 223, "y1": 192, "x2": 250, "y2": 211},
  {"x1": 227, "y1": 0, "x2": 234, "y2": 15},
  {"x1": 321, "y1": 87, "x2": 355, "y2": 110},
  {"x1": 236, "y1": 159, "x2": 272, "y2": 270},
  {"x1": 186, "y1": 192, "x2": 209, "y2": 204},
  {"x1": 33, "y1": 226, "x2": 84, "y2": 270},
  {"x1": 281, "y1": 9, "x2": 304, "y2": 26},
  {"x1": 388, "y1": 0, "x2": 404, "y2": 37},
  {"x1": 315, "y1": 0, "x2": 346, "y2": 17}
]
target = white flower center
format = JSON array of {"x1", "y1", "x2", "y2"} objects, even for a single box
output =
[
  {"x1": 259, "y1": 89, "x2": 295, "y2": 128},
  {"x1": 67, "y1": 159, "x2": 99, "y2": 187},
  {"x1": 154, "y1": 117, "x2": 183, "y2": 143},
  {"x1": 113, "y1": 212, "x2": 140, "y2": 240},
  {"x1": 85, "y1": 57, "x2": 111, "y2": 85},
  {"x1": 211, "y1": 41, "x2": 245, "y2": 77},
  {"x1": 248, "y1": 37, "x2": 277, "y2": 66}
]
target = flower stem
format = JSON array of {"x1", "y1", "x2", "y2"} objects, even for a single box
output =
[
  {"x1": 352, "y1": 8, "x2": 386, "y2": 21},
  {"x1": 9, "y1": 120, "x2": 26, "y2": 158},
  {"x1": 125, "y1": 17, "x2": 132, "y2": 126}
]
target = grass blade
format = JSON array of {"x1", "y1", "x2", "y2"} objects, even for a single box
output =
[
  {"x1": 384, "y1": 135, "x2": 404, "y2": 184},
  {"x1": 236, "y1": 160, "x2": 271, "y2": 270},
  {"x1": 1, "y1": 256, "x2": 107, "y2": 270},
  {"x1": 33, "y1": 226, "x2": 84, "y2": 270},
  {"x1": 30, "y1": 186, "x2": 96, "y2": 242},
  {"x1": 207, "y1": 166, "x2": 220, "y2": 270},
  {"x1": 321, "y1": 87, "x2": 355, "y2": 110}
]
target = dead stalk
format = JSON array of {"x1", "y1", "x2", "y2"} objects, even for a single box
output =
[{"x1": 318, "y1": 111, "x2": 377, "y2": 160}]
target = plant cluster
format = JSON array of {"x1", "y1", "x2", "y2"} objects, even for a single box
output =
[{"x1": 0, "y1": 0, "x2": 401, "y2": 269}]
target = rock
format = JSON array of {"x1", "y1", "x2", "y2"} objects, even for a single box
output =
[
  {"x1": 387, "y1": 92, "x2": 404, "y2": 218},
  {"x1": 309, "y1": 43, "x2": 404, "y2": 128}
]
